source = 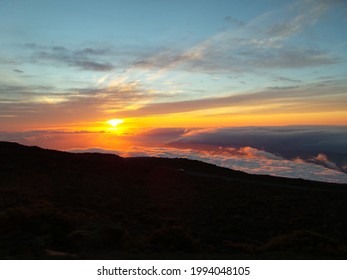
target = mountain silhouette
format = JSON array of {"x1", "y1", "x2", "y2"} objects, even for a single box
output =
[{"x1": 0, "y1": 141, "x2": 346, "y2": 259}]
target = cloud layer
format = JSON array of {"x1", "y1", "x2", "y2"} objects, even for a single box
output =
[
  {"x1": 120, "y1": 146, "x2": 347, "y2": 184},
  {"x1": 1, "y1": 126, "x2": 347, "y2": 184},
  {"x1": 171, "y1": 126, "x2": 347, "y2": 170}
]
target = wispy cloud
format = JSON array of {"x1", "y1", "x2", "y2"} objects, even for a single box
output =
[
  {"x1": 276, "y1": 76, "x2": 302, "y2": 83},
  {"x1": 0, "y1": 78, "x2": 162, "y2": 125},
  {"x1": 263, "y1": 0, "x2": 333, "y2": 39},
  {"x1": 113, "y1": 80, "x2": 347, "y2": 117},
  {"x1": 132, "y1": 0, "x2": 341, "y2": 75}
]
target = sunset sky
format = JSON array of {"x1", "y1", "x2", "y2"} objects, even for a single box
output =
[{"x1": 1, "y1": 0, "x2": 347, "y2": 182}]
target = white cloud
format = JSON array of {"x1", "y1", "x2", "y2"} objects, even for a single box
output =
[
  {"x1": 118, "y1": 146, "x2": 347, "y2": 184},
  {"x1": 310, "y1": 153, "x2": 341, "y2": 171}
]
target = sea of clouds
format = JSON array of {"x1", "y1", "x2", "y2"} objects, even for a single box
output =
[{"x1": 2, "y1": 126, "x2": 347, "y2": 184}]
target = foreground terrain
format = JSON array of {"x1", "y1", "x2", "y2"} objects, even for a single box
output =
[{"x1": 0, "y1": 141, "x2": 346, "y2": 259}]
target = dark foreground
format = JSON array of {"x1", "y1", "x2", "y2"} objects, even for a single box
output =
[{"x1": 0, "y1": 141, "x2": 346, "y2": 259}]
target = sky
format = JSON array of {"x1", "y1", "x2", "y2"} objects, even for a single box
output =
[{"x1": 1, "y1": 0, "x2": 347, "y2": 183}]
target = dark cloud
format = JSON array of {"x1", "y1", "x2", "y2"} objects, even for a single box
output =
[
  {"x1": 136, "y1": 128, "x2": 186, "y2": 138},
  {"x1": 69, "y1": 147, "x2": 120, "y2": 154},
  {"x1": 31, "y1": 46, "x2": 115, "y2": 71},
  {"x1": 318, "y1": 76, "x2": 334, "y2": 80},
  {"x1": 23, "y1": 43, "x2": 38, "y2": 49},
  {"x1": 0, "y1": 83, "x2": 55, "y2": 97},
  {"x1": 75, "y1": 48, "x2": 111, "y2": 56},
  {"x1": 268, "y1": 86, "x2": 300, "y2": 90},
  {"x1": 18, "y1": 44, "x2": 115, "y2": 71},
  {"x1": 13, "y1": 69, "x2": 23, "y2": 73},
  {"x1": 133, "y1": 128, "x2": 187, "y2": 143},
  {"x1": 276, "y1": 76, "x2": 302, "y2": 83},
  {"x1": 224, "y1": 16, "x2": 246, "y2": 26},
  {"x1": 252, "y1": 49, "x2": 339, "y2": 68},
  {"x1": 71, "y1": 60, "x2": 113, "y2": 71},
  {"x1": 170, "y1": 126, "x2": 347, "y2": 173},
  {"x1": 133, "y1": 51, "x2": 193, "y2": 70},
  {"x1": 51, "y1": 46, "x2": 67, "y2": 52}
]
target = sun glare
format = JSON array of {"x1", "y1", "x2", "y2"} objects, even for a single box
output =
[{"x1": 107, "y1": 119, "x2": 124, "y2": 127}]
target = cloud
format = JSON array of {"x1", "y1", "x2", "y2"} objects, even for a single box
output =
[
  {"x1": 13, "y1": 69, "x2": 23, "y2": 73},
  {"x1": 118, "y1": 145, "x2": 347, "y2": 184},
  {"x1": 70, "y1": 61, "x2": 113, "y2": 71},
  {"x1": 276, "y1": 76, "x2": 302, "y2": 83},
  {"x1": 15, "y1": 43, "x2": 160, "y2": 73},
  {"x1": 170, "y1": 126, "x2": 347, "y2": 173},
  {"x1": 138, "y1": 39, "x2": 338, "y2": 75},
  {"x1": 0, "y1": 84, "x2": 56, "y2": 102},
  {"x1": 135, "y1": 128, "x2": 187, "y2": 138},
  {"x1": 224, "y1": 16, "x2": 246, "y2": 26},
  {"x1": 309, "y1": 153, "x2": 341, "y2": 171},
  {"x1": 74, "y1": 48, "x2": 111, "y2": 56},
  {"x1": 265, "y1": 0, "x2": 345, "y2": 38},
  {"x1": 31, "y1": 45, "x2": 114, "y2": 71},
  {"x1": 268, "y1": 86, "x2": 300, "y2": 90},
  {"x1": 5, "y1": 43, "x2": 115, "y2": 71},
  {"x1": 177, "y1": 126, "x2": 347, "y2": 151},
  {"x1": 250, "y1": 49, "x2": 338, "y2": 69},
  {"x1": 2, "y1": 126, "x2": 347, "y2": 184},
  {"x1": 1, "y1": 75, "x2": 346, "y2": 128},
  {"x1": 133, "y1": 49, "x2": 197, "y2": 71},
  {"x1": 131, "y1": 0, "x2": 341, "y2": 75},
  {"x1": 0, "y1": 79, "x2": 161, "y2": 125},
  {"x1": 113, "y1": 80, "x2": 347, "y2": 117},
  {"x1": 236, "y1": 146, "x2": 283, "y2": 160}
]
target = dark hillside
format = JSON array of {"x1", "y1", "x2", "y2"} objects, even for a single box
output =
[{"x1": 0, "y1": 141, "x2": 346, "y2": 259}]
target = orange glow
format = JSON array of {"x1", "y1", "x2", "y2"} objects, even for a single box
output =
[
  {"x1": 115, "y1": 111, "x2": 347, "y2": 129},
  {"x1": 5, "y1": 109, "x2": 346, "y2": 153},
  {"x1": 2, "y1": 109, "x2": 345, "y2": 134}
]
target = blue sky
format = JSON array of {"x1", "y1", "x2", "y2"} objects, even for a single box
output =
[{"x1": 0, "y1": 0, "x2": 347, "y2": 130}]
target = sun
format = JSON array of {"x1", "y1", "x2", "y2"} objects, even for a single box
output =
[{"x1": 107, "y1": 119, "x2": 124, "y2": 127}]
